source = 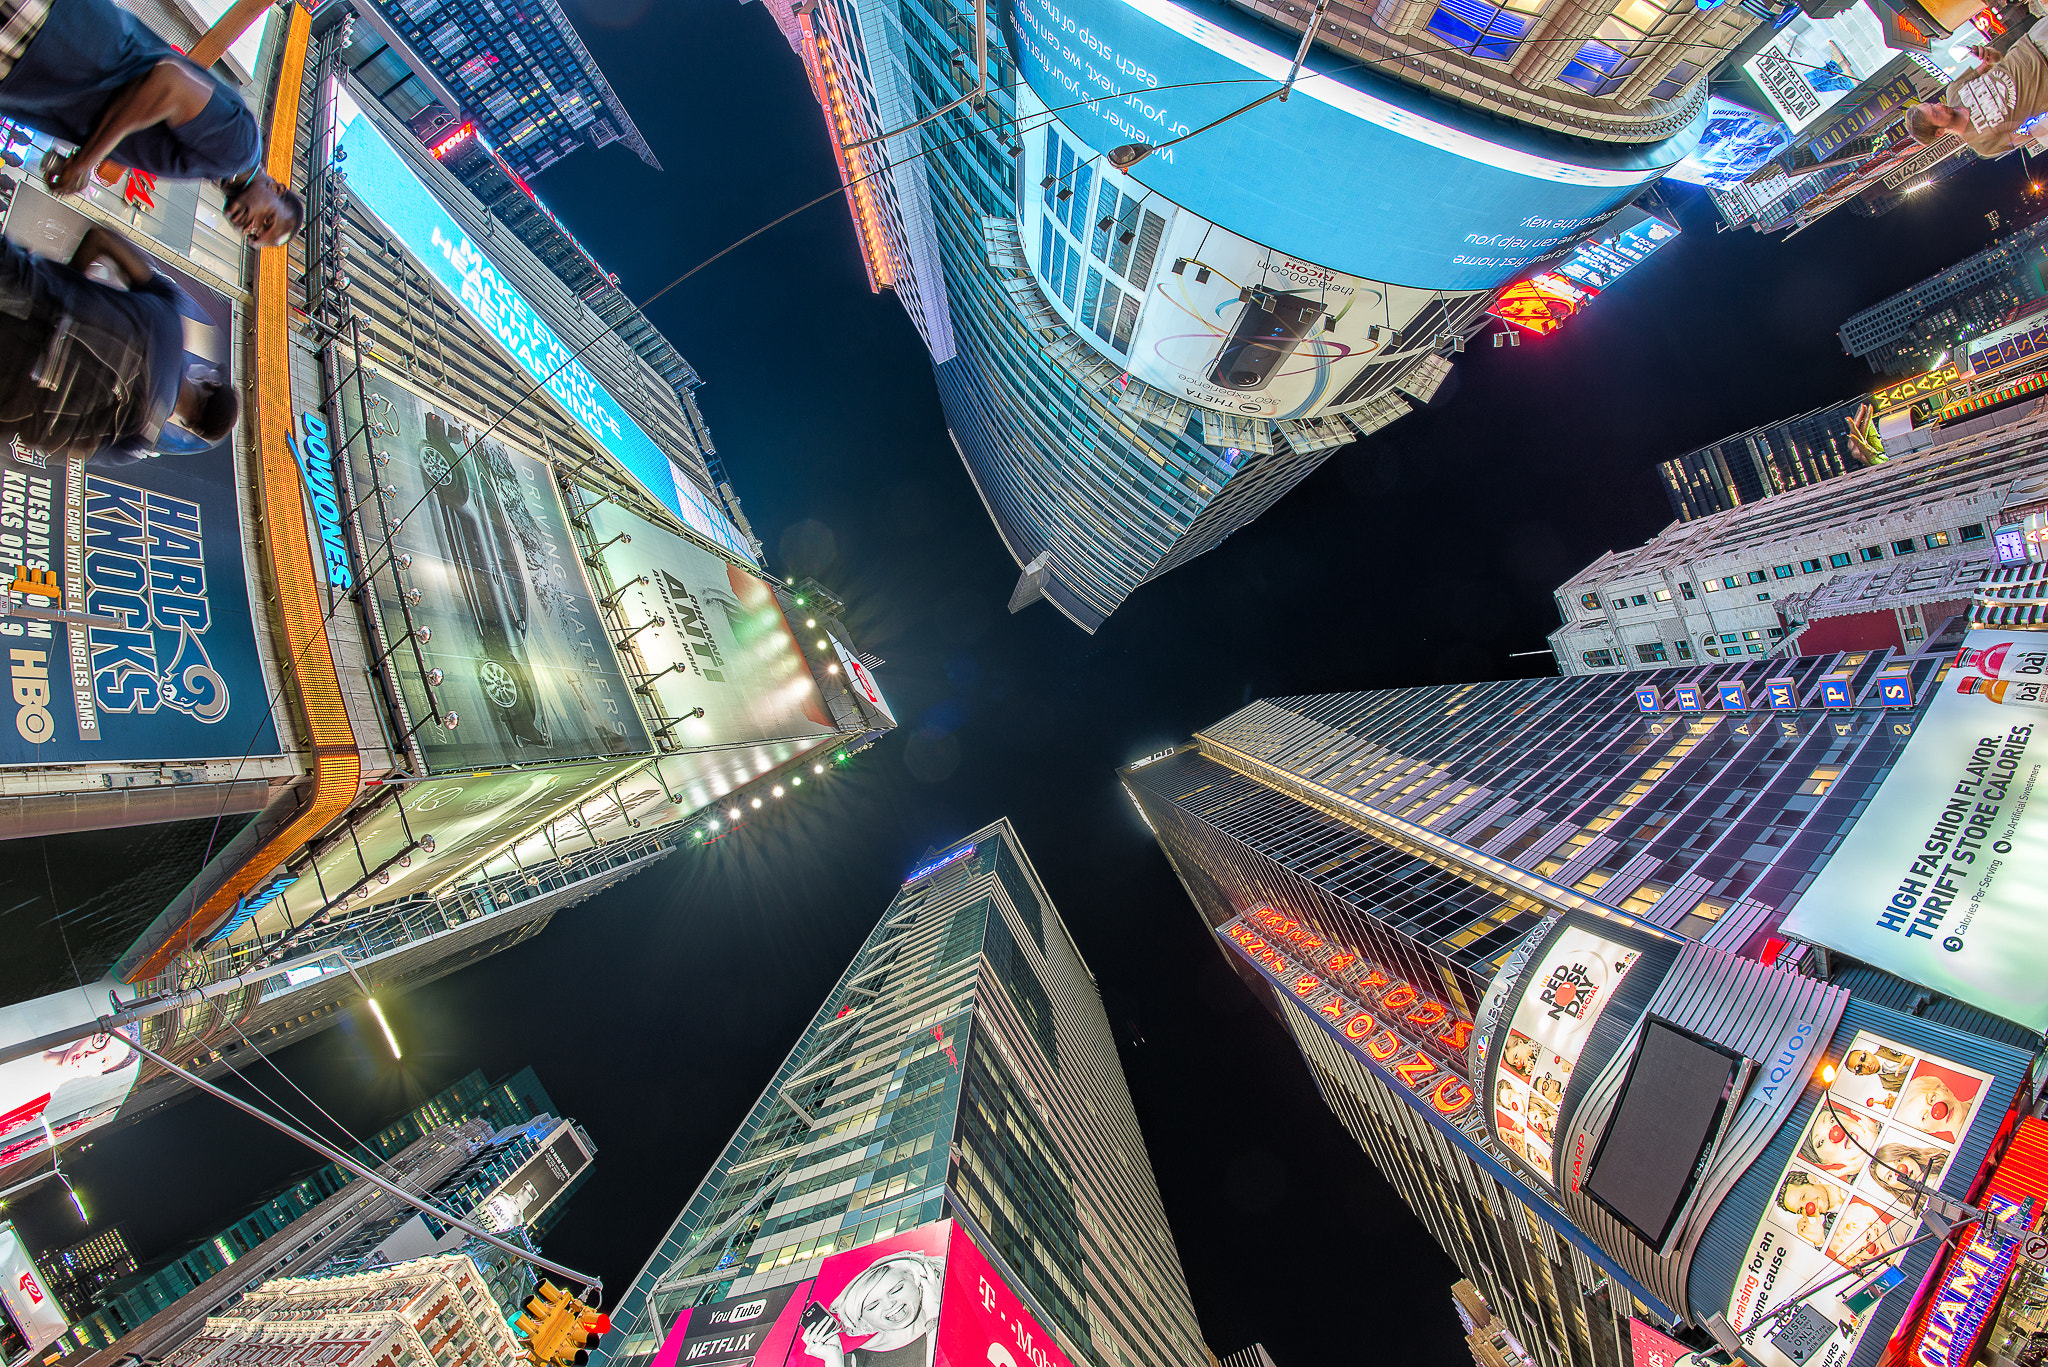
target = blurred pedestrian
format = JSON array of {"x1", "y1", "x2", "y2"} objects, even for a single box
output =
[
  {"x1": 0, "y1": 0, "x2": 300, "y2": 243},
  {"x1": 1907, "y1": 36, "x2": 2048, "y2": 155},
  {"x1": 0, "y1": 224, "x2": 238, "y2": 464}
]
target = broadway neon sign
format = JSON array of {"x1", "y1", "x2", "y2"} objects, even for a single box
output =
[{"x1": 1223, "y1": 908, "x2": 1478, "y2": 1124}]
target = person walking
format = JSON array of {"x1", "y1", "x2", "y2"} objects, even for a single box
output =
[
  {"x1": 0, "y1": 0, "x2": 300, "y2": 244},
  {"x1": 0, "y1": 223, "x2": 238, "y2": 463},
  {"x1": 1907, "y1": 34, "x2": 2048, "y2": 155}
]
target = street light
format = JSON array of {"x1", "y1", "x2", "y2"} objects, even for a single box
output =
[
  {"x1": 365, "y1": 997, "x2": 402, "y2": 1060},
  {"x1": 1106, "y1": 0, "x2": 1330, "y2": 170}
]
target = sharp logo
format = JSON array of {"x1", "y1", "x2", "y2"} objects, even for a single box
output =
[{"x1": 706, "y1": 1299, "x2": 767, "y2": 1326}]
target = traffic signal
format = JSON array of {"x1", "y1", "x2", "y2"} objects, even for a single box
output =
[{"x1": 515, "y1": 1282, "x2": 608, "y2": 1367}]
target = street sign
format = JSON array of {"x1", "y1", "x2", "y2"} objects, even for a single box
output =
[{"x1": 2022, "y1": 1230, "x2": 2048, "y2": 1264}]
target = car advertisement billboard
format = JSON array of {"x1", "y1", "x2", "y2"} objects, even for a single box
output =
[
  {"x1": 329, "y1": 90, "x2": 758, "y2": 566},
  {"x1": 0, "y1": 1222, "x2": 67, "y2": 1354},
  {"x1": 0, "y1": 188, "x2": 278, "y2": 768},
  {"x1": 1741, "y1": 2, "x2": 1897, "y2": 133},
  {"x1": 338, "y1": 370, "x2": 651, "y2": 772},
  {"x1": 1007, "y1": 0, "x2": 1699, "y2": 292},
  {"x1": 0, "y1": 983, "x2": 141, "y2": 1177},
  {"x1": 647, "y1": 1220, "x2": 1076, "y2": 1367},
  {"x1": 1026, "y1": 106, "x2": 1448, "y2": 420},
  {"x1": 216, "y1": 759, "x2": 648, "y2": 949},
  {"x1": 580, "y1": 500, "x2": 837, "y2": 754},
  {"x1": 1778, "y1": 633, "x2": 2048, "y2": 1032},
  {"x1": 1491, "y1": 927, "x2": 1643, "y2": 1183},
  {"x1": 1723, "y1": 1028, "x2": 1994, "y2": 1367}
]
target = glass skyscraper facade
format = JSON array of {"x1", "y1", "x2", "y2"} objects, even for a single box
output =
[
  {"x1": 598, "y1": 820, "x2": 1207, "y2": 1367},
  {"x1": 1122, "y1": 655, "x2": 2040, "y2": 1367},
  {"x1": 1655, "y1": 396, "x2": 1867, "y2": 522}
]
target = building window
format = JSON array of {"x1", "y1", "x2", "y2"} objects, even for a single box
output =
[
  {"x1": 1830, "y1": 552, "x2": 1852, "y2": 568},
  {"x1": 1703, "y1": 579, "x2": 1721, "y2": 593},
  {"x1": 1679, "y1": 582, "x2": 1696, "y2": 599},
  {"x1": 1612, "y1": 598, "x2": 1627, "y2": 610},
  {"x1": 1748, "y1": 570, "x2": 1768, "y2": 584},
  {"x1": 1891, "y1": 538, "x2": 1916, "y2": 556},
  {"x1": 1757, "y1": 592, "x2": 1770, "y2": 601},
  {"x1": 1773, "y1": 565, "x2": 1794, "y2": 579},
  {"x1": 1426, "y1": 0, "x2": 1542, "y2": 64},
  {"x1": 1654, "y1": 588, "x2": 1671, "y2": 602},
  {"x1": 1801, "y1": 559, "x2": 1823, "y2": 573},
  {"x1": 1721, "y1": 633, "x2": 1739, "y2": 643},
  {"x1": 1747, "y1": 644, "x2": 1765, "y2": 654},
  {"x1": 1799, "y1": 765, "x2": 1843, "y2": 795},
  {"x1": 1722, "y1": 575, "x2": 1740, "y2": 588},
  {"x1": 1632, "y1": 593, "x2": 1649, "y2": 606},
  {"x1": 1860, "y1": 546, "x2": 1884, "y2": 562},
  {"x1": 1674, "y1": 640, "x2": 1693, "y2": 660},
  {"x1": 1925, "y1": 531, "x2": 1951, "y2": 549},
  {"x1": 1580, "y1": 592, "x2": 1601, "y2": 610},
  {"x1": 1960, "y1": 523, "x2": 1986, "y2": 542},
  {"x1": 1636, "y1": 642, "x2": 1668, "y2": 663},
  {"x1": 1582, "y1": 649, "x2": 1615, "y2": 668},
  {"x1": 1768, "y1": 626, "x2": 1785, "y2": 638},
  {"x1": 1742, "y1": 630, "x2": 1762, "y2": 640}
]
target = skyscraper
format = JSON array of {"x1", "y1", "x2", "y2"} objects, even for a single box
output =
[
  {"x1": 758, "y1": 0, "x2": 1751, "y2": 629},
  {"x1": 597, "y1": 820, "x2": 1208, "y2": 1367},
  {"x1": 1122, "y1": 653, "x2": 2046, "y2": 1367},
  {"x1": 1550, "y1": 409, "x2": 2048, "y2": 676},
  {"x1": 1655, "y1": 396, "x2": 1867, "y2": 522},
  {"x1": 1838, "y1": 218, "x2": 2048, "y2": 377}
]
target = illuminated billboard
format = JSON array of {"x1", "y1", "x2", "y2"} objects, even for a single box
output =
[
  {"x1": 1742, "y1": 3, "x2": 1896, "y2": 133},
  {"x1": 1487, "y1": 273, "x2": 1595, "y2": 338},
  {"x1": 1665, "y1": 97, "x2": 1792, "y2": 189},
  {"x1": 830, "y1": 634, "x2": 894, "y2": 726},
  {"x1": 479, "y1": 1121, "x2": 592, "y2": 1233},
  {"x1": 0, "y1": 984, "x2": 141, "y2": 1176},
  {"x1": 647, "y1": 1220, "x2": 1075, "y2": 1367},
  {"x1": 1724, "y1": 1028, "x2": 1995, "y2": 1367},
  {"x1": 1490, "y1": 927, "x2": 1643, "y2": 1182},
  {"x1": 0, "y1": 1222, "x2": 67, "y2": 1354},
  {"x1": 1779, "y1": 631, "x2": 2048, "y2": 1031},
  {"x1": 338, "y1": 370, "x2": 650, "y2": 772},
  {"x1": 330, "y1": 92, "x2": 756, "y2": 565},
  {"x1": 1007, "y1": 0, "x2": 1698, "y2": 292},
  {"x1": 0, "y1": 191, "x2": 278, "y2": 768}
]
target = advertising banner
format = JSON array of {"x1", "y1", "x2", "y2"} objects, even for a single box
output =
[
  {"x1": 582, "y1": 500, "x2": 837, "y2": 752},
  {"x1": 1724, "y1": 1028, "x2": 1994, "y2": 1367},
  {"x1": 0, "y1": 189, "x2": 278, "y2": 767},
  {"x1": 0, "y1": 1222, "x2": 67, "y2": 1354},
  {"x1": 480, "y1": 1122, "x2": 592, "y2": 1232},
  {"x1": 339, "y1": 370, "x2": 650, "y2": 772},
  {"x1": 1491, "y1": 928, "x2": 1643, "y2": 1182},
  {"x1": 1666, "y1": 98, "x2": 1793, "y2": 188},
  {"x1": 1742, "y1": 3, "x2": 1896, "y2": 133},
  {"x1": 651, "y1": 1284, "x2": 814, "y2": 1367},
  {"x1": 1779, "y1": 632, "x2": 2048, "y2": 1031},
  {"x1": 786, "y1": 1222, "x2": 951, "y2": 1367},
  {"x1": 0, "y1": 982, "x2": 140, "y2": 1176},
  {"x1": 936, "y1": 1221, "x2": 1079, "y2": 1367},
  {"x1": 330, "y1": 92, "x2": 757, "y2": 566},
  {"x1": 1007, "y1": 0, "x2": 1693, "y2": 292},
  {"x1": 830, "y1": 635, "x2": 894, "y2": 727}
]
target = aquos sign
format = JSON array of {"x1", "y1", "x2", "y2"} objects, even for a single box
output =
[{"x1": 286, "y1": 409, "x2": 354, "y2": 592}]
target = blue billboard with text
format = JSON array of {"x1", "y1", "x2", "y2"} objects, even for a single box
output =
[{"x1": 1007, "y1": 0, "x2": 1702, "y2": 291}]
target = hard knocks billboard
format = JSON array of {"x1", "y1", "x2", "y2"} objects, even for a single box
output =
[
  {"x1": 1779, "y1": 632, "x2": 2048, "y2": 1031},
  {"x1": 0, "y1": 191, "x2": 277, "y2": 767}
]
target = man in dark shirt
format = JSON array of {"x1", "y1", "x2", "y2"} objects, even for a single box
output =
[
  {"x1": 0, "y1": 0, "x2": 300, "y2": 245},
  {"x1": 0, "y1": 224, "x2": 239, "y2": 463}
]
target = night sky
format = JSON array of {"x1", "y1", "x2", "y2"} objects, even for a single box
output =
[{"x1": 3, "y1": 5, "x2": 2039, "y2": 1364}]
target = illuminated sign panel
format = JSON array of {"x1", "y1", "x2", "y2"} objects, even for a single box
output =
[
  {"x1": 1767, "y1": 680, "x2": 1798, "y2": 709},
  {"x1": 1780, "y1": 631, "x2": 2048, "y2": 1031},
  {"x1": 1724, "y1": 1028, "x2": 1994, "y2": 1367},
  {"x1": 1874, "y1": 363, "x2": 1959, "y2": 413},
  {"x1": 1743, "y1": 3, "x2": 1895, "y2": 134},
  {"x1": 288, "y1": 409, "x2": 353, "y2": 592},
  {"x1": 907, "y1": 844, "x2": 977, "y2": 882},
  {"x1": 830, "y1": 633, "x2": 894, "y2": 726},
  {"x1": 1007, "y1": 0, "x2": 1696, "y2": 291},
  {"x1": 0, "y1": 1222, "x2": 67, "y2": 1353},
  {"x1": 331, "y1": 93, "x2": 757, "y2": 565},
  {"x1": 0, "y1": 985, "x2": 141, "y2": 1177},
  {"x1": 1966, "y1": 320, "x2": 2048, "y2": 380}
]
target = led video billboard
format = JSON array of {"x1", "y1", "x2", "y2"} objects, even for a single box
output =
[
  {"x1": 1724, "y1": 1028, "x2": 1994, "y2": 1367},
  {"x1": 1741, "y1": 2, "x2": 1895, "y2": 133},
  {"x1": 0, "y1": 188, "x2": 278, "y2": 768},
  {"x1": 330, "y1": 90, "x2": 757, "y2": 565},
  {"x1": 339, "y1": 370, "x2": 650, "y2": 772},
  {"x1": 0, "y1": 983, "x2": 141, "y2": 1177},
  {"x1": 1008, "y1": 0, "x2": 1698, "y2": 291},
  {"x1": 1780, "y1": 632, "x2": 2048, "y2": 1031},
  {"x1": 1665, "y1": 98, "x2": 1793, "y2": 189},
  {"x1": 648, "y1": 1219, "x2": 1076, "y2": 1367}
]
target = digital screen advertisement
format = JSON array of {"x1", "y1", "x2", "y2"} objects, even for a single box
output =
[
  {"x1": 1724, "y1": 1029, "x2": 1994, "y2": 1367},
  {"x1": 0, "y1": 189, "x2": 278, "y2": 769},
  {"x1": 1780, "y1": 633, "x2": 2048, "y2": 1031},
  {"x1": 647, "y1": 1220, "x2": 1076, "y2": 1367},
  {"x1": 1492, "y1": 928, "x2": 1642, "y2": 1182},
  {"x1": 331, "y1": 91, "x2": 757, "y2": 565},
  {"x1": 0, "y1": 983, "x2": 141, "y2": 1177},
  {"x1": 1741, "y1": 2, "x2": 1897, "y2": 133},
  {"x1": 1665, "y1": 97, "x2": 1793, "y2": 189},
  {"x1": 0, "y1": 1222, "x2": 68, "y2": 1354},
  {"x1": 339, "y1": 370, "x2": 651, "y2": 772},
  {"x1": 1007, "y1": 0, "x2": 1697, "y2": 291}
]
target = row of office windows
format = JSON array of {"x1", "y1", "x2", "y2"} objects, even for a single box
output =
[
  {"x1": 1580, "y1": 627, "x2": 1784, "y2": 668},
  {"x1": 1581, "y1": 524, "x2": 1986, "y2": 615}
]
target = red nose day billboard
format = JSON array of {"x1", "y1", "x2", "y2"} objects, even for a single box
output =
[{"x1": 648, "y1": 1220, "x2": 1075, "y2": 1367}]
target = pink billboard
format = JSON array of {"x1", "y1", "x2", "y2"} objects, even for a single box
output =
[{"x1": 643, "y1": 1219, "x2": 1073, "y2": 1367}]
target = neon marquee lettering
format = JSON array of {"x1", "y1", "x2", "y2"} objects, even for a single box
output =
[
  {"x1": 1430, "y1": 1076, "x2": 1475, "y2": 1116},
  {"x1": 1394, "y1": 1052, "x2": 1439, "y2": 1088},
  {"x1": 1365, "y1": 1031, "x2": 1401, "y2": 1062}
]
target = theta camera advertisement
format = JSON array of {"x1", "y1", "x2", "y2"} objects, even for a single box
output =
[{"x1": 341, "y1": 371, "x2": 650, "y2": 771}]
